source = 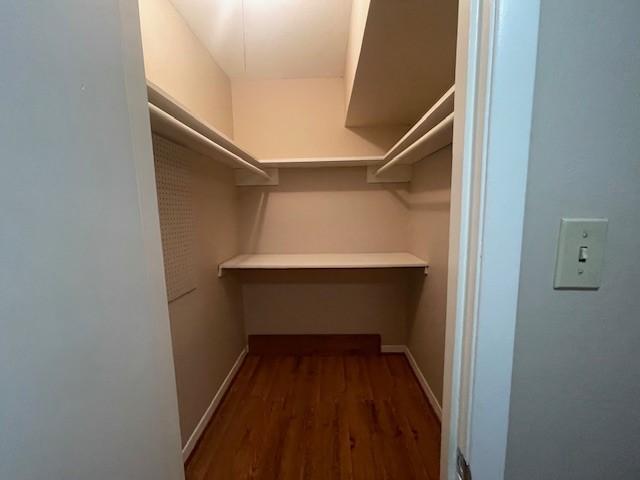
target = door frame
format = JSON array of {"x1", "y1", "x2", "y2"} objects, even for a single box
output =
[{"x1": 441, "y1": 1, "x2": 542, "y2": 478}]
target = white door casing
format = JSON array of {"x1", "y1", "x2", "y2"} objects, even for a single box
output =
[{"x1": 441, "y1": 0, "x2": 541, "y2": 478}]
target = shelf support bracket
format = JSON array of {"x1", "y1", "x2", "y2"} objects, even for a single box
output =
[{"x1": 366, "y1": 165, "x2": 412, "y2": 184}]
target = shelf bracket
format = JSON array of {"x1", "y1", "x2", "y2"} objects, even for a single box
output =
[{"x1": 367, "y1": 165, "x2": 412, "y2": 184}]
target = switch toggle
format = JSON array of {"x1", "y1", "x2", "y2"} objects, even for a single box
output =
[
  {"x1": 554, "y1": 218, "x2": 608, "y2": 290},
  {"x1": 578, "y1": 246, "x2": 588, "y2": 263}
]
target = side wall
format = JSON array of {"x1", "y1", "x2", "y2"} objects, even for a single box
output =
[
  {"x1": 406, "y1": 146, "x2": 452, "y2": 404},
  {"x1": 505, "y1": 1, "x2": 640, "y2": 478},
  {"x1": 231, "y1": 78, "x2": 407, "y2": 158},
  {"x1": 0, "y1": 2, "x2": 184, "y2": 478},
  {"x1": 139, "y1": 0, "x2": 245, "y2": 452},
  {"x1": 138, "y1": 0, "x2": 234, "y2": 136},
  {"x1": 152, "y1": 136, "x2": 245, "y2": 450},
  {"x1": 237, "y1": 167, "x2": 411, "y2": 344}
]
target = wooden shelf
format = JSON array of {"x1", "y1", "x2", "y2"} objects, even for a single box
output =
[
  {"x1": 148, "y1": 79, "x2": 454, "y2": 180},
  {"x1": 259, "y1": 156, "x2": 384, "y2": 169},
  {"x1": 147, "y1": 81, "x2": 261, "y2": 166},
  {"x1": 147, "y1": 81, "x2": 272, "y2": 181},
  {"x1": 218, "y1": 252, "x2": 428, "y2": 277}
]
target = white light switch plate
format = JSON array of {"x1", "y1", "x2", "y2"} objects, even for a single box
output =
[{"x1": 554, "y1": 218, "x2": 608, "y2": 290}]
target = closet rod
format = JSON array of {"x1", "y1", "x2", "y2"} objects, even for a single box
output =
[
  {"x1": 148, "y1": 103, "x2": 271, "y2": 180},
  {"x1": 376, "y1": 112, "x2": 454, "y2": 176}
]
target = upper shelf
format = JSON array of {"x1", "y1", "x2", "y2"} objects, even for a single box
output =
[
  {"x1": 147, "y1": 81, "x2": 262, "y2": 168},
  {"x1": 218, "y1": 252, "x2": 428, "y2": 277},
  {"x1": 148, "y1": 82, "x2": 273, "y2": 181},
  {"x1": 259, "y1": 156, "x2": 384, "y2": 169},
  {"x1": 147, "y1": 81, "x2": 453, "y2": 178}
]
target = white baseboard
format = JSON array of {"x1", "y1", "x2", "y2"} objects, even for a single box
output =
[
  {"x1": 181, "y1": 346, "x2": 248, "y2": 462},
  {"x1": 380, "y1": 344, "x2": 406, "y2": 353},
  {"x1": 402, "y1": 346, "x2": 442, "y2": 421},
  {"x1": 382, "y1": 345, "x2": 442, "y2": 421}
]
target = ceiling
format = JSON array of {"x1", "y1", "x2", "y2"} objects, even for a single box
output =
[
  {"x1": 169, "y1": 0, "x2": 353, "y2": 79},
  {"x1": 345, "y1": 0, "x2": 458, "y2": 126}
]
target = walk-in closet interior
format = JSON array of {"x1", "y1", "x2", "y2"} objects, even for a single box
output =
[{"x1": 138, "y1": 0, "x2": 458, "y2": 477}]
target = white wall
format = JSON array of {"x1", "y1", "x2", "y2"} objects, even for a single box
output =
[
  {"x1": 0, "y1": 2, "x2": 184, "y2": 479},
  {"x1": 505, "y1": 1, "x2": 640, "y2": 478}
]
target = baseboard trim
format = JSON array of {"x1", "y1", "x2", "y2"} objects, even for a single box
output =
[
  {"x1": 249, "y1": 334, "x2": 380, "y2": 355},
  {"x1": 181, "y1": 346, "x2": 247, "y2": 462},
  {"x1": 402, "y1": 346, "x2": 442, "y2": 421}
]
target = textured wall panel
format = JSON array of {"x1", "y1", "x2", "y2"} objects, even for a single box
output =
[{"x1": 152, "y1": 134, "x2": 196, "y2": 301}]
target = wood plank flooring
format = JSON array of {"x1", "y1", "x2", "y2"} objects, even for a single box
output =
[{"x1": 185, "y1": 354, "x2": 441, "y2": 480}]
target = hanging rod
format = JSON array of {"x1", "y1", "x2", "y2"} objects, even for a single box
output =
[
  {"x1": 148, "y1": 103, "x2": 271, "y2": 180},
  {"x1": 384, "y1": 85, "x2": 455, "y2": 161},
  {"x1": 147, "y1": 81, "x2": 262, "y2": 168},
  {"x1": 376, "y1": 112, "x2": 454, "y2": 176}
]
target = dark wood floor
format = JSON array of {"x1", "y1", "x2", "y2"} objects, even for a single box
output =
[{"x1": 185, "y1": 354, "x2": 441, "y2": 480}]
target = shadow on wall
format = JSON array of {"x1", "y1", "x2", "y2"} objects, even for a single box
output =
[
  {"x1": 347, "y1": 125, "x2": 411, "y2": 151},
  {"x1": 388, "y1": 189, "x2": 450, "y2": 212},
  {"x1": 243, "y1": 191, "x2": 270, "y2": 253},
  {"x1": 238, "y1": 268, "x2": 413, "y2": 344}
]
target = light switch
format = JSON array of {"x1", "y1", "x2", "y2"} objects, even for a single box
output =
[{"x1": 554, "y1": 218, "x2": 608, "y2": 289}]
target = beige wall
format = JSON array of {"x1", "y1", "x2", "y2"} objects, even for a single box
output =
[
  {"x1": 139, "y1": 0, "x2": 234, "y2": 137},
  {"x1": 231, "y1": 78, "x2": 407, "y2": 158},
  {"x1": 238, "y1": 167, "x2": 409, "y2": 253},
  {"x1": 406, "y1": 146, "x2": 452, "y2": 403},
  {"x1": 236, "y1": 156, "x2": 452, "y2": 352},
  {"x1": 152, "y1": 135, "x2": 245, "y2": 447},
  {"x1": 237, "y1": 166, "x2": 411, "y2": 344},
  {"x1": 241, "y1": 269, "x2": 410, "y2": 344},
  {"x1": 345, "y1": 0, "x2": 371, "y2": 106}
]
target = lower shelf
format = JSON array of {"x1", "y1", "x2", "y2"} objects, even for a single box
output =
[{"x1": 218, "y1": 252, "x2": 429, "y2": 277}]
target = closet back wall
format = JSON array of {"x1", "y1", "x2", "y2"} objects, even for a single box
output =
[
  {"x1": 238, "y1": 167, "x2": 411, "y2": 344},
  {"x1": 232, "y1": 78, "x2": 407, "y2": 158},
  {"x1": 232, "y1": 78, "x2": 412, "y2": 344}
]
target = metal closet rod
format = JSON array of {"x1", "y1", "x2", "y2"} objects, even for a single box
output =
[
  {"x1": 148, "y1": 103, "x2": 271, "y2": 180},
  {"x1": 376, "y1": 112, "x2": 455, "y2": 176}
]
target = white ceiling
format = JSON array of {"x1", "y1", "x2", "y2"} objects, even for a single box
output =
[{"x1": 169, "y1": 0, "x2": 353, "y2": 79}]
